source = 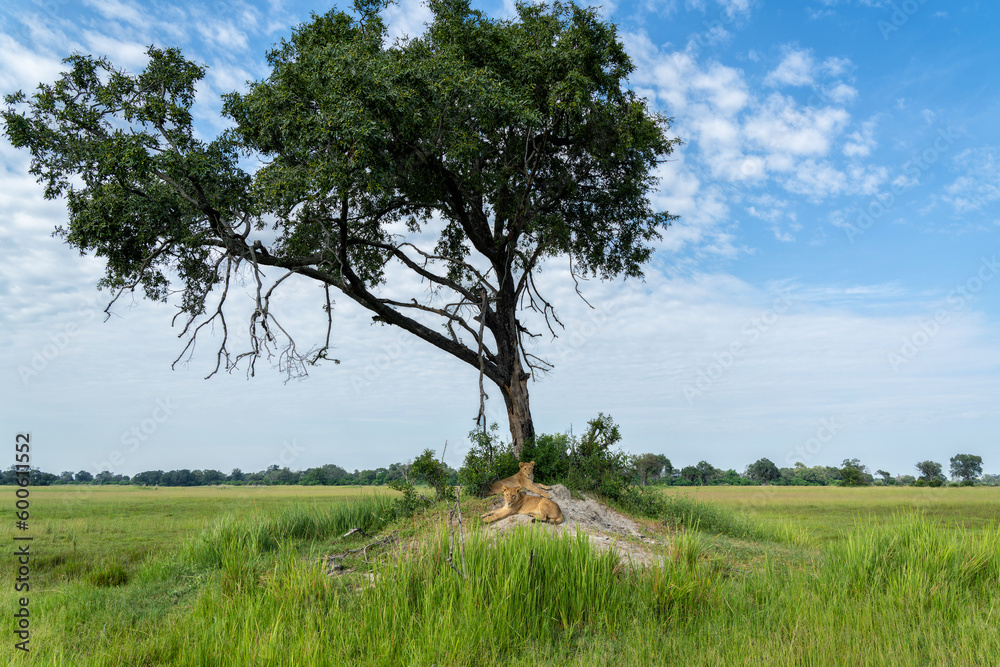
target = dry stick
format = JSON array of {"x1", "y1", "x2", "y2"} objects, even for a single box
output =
[
  {"x1": 446, "y1": 507, "x2": 464, "y2": 578},
  {"x1": 321, "y1": 533, "x2": 395, "y2": 566}
]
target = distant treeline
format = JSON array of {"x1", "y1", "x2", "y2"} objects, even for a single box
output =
[
  {"x1": 0, "y1": 461, "x2": 457, "y2": 487},
  {"x1": 4, "y1": 454, "x2": 996, "y2": 488}
]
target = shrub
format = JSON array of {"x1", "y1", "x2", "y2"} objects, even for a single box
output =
[
  {"x1": 410, "y1": 448, "x2": 454, "y2": 501},
  {"x1": 520, "y1": 432, "x2": 570, "y2": 484},
  {"x1": 566, "y1": 413, "x2": 632, "y2": 501},
  {"x1": 388, "y1": 479, "x2": 434, "y2": 517},
  {"x1": 458, "y1": 423, "x2": 520, "y2": 497}
]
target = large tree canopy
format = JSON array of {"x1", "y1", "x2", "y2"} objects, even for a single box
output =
[{"x1": 3, "y1": 0, "x2": 678, "y2": 456}]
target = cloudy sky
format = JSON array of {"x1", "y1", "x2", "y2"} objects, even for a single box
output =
[{"x1": 2, "y1": 0, "x2": 998, "y2": 479}]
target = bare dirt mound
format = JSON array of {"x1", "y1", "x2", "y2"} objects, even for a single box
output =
[{"x1": 484, "y1": 484, "x2": 665, "y2": 567}]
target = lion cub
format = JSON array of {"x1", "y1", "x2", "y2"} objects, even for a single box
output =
[
  {"x1": 482, "y1": 484, "x2": 564, "y2": 525},
  {"x1": 488, "y1": 461, "x2": 553, "y2": 498}
]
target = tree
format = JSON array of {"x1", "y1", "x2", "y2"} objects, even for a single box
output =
[
  {"x1": 679, "y1": 465, "x2": 699, "y2": 484},
  {"x1": 746, "y1": 457, "x2": 780, "y2": 485},
  {"x1": 566, "y1": 413, "x2": 630, "y2": 499},
  {"x1": 520, "y1": 432, "x2": 570, "y2": 483},
  {"x1": 75, "y1": 470, "x2": 94, "y2": 483},
  {"x1": 840, "y1": 458, "x2": 869, "y2": 487},
  {"x1": 632, "y1": 453, "x2": 665, "y2": 486},
  {"x1": 949, "y1": 454, "x2": 983, "y2": 483},
  {"x1": 875, "y1": 469, "x2": 892, "y2": 484},
  {"x1": 201, "y1": 469, "x2": 226, "y2": 485},
  {"x1": 915, "y1": 460, "x2": 944, "y2": 483},
  {"x1": 132, "y1": 470, "x2": 163, "y2": 486},
  {"x1": 411, "y1": 448, "x2": 453, "y2": 501},
  {"x1": 2, "y1": 1, "x2": 678, "y2": 457},
  {"x1": 695, "y1": 460, "x2": 720, "y2": 485}
]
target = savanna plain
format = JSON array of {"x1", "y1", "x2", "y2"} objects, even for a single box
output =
[{"x1": 4, "y1": 484, "x2": 999, "y2": 666}]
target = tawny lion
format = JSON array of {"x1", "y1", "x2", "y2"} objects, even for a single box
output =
[
  {"x1": 482, "y1": 484, "x2": 564, "y2": 525},
  {"x1": 488, "y1": 461, "x2": 553, "y2": 498}
]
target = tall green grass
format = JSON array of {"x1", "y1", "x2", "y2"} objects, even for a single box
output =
[
  {"x1": 622, "y1": 487, "x2": 810, "y2": 546},
  {"x1": 185, "y1": 493, "x2": 398, "y2": 569},
  {"x1": 159, "y1": 523, "x2": 722, "y2": 665},
  {"x1": 823, "y1": 513, "x2": 1000, "y2": 600}
]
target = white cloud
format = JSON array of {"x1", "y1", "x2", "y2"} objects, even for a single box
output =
[
  {"x1": 383, "y1": 0, "x2": 433, "y2": 43},
  {"x1": 195, "y1": 20, "x2": 252, "y2": 53},
  {"x1": 745, "y1": 93, "x2": 850, "y2": 158},
  {"x1": 943, "y1": 148, "x2": 1000, "y2": 213},
  {"x1": 782, "y1": 159, "x2": 848, "y2": 201},
  {"x1": 80, "y1": 30, "x2": 150, "y2": 69},
  {"x1": 0, "y1": 34, "x2": 65, "y2": 94},
  {"x1": 824, "y1": 82, "x2": 858, "y2": 104},
  {"x1": 843, "y1": 119, "x2": 878, "y2": 157},
  {"x1": 764, "y1": 47, "x2": 815, "y2": 87},
  {"x1": 82, "y1": 0, "x2": 150, "y2": 29}
]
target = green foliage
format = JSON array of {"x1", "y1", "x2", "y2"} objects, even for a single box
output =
[
  {"x1": 746, "y1": 457, "x2": 780, "y2": 484},
  {"x1": 458, "y1": 423, "x2": 520, "y2": 497},
  {"x1": 566, "y1": 413, "x2": 632, "y2": 500},
  {"x1": 520, "y1": 432, "x2": 570, "y2": 483},
  {"x1": 916, "y1": 460, "x2": 945, "y2": 482},
  {"x1": 2, "y1": 1, "x2": 680, "y2": 450},
  {"x1": 840, "y1": 458, "x2": 870, "y2": 487},
  {"x1": 631, "y1": 452, "x2": 670, "y2": 486},
  {"x1": 949, "y1": 454, "x2": 983, "y2": 483},
  {"x1": 387, "y1": 479, "x2": 434, "y2": 518},
  {"x1": 410, "y1": 448, "x2": 454, "y2": 501}
]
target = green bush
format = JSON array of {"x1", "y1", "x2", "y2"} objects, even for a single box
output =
[
  {"x1": 566, "y1": 413, "x2": 632, "y2": 501},
  {"x1": 458, "y1": 423, "x2": 520, "y2": 497},
  {"x1": 387, "y1": 479, "x2": 435, "y2": 517},
  {"x1": 520, "y1": 432, "x2": 570, "y2": 484},
  {"x1": 410, "y1": 448, "x2": 454, "y2": 501}
]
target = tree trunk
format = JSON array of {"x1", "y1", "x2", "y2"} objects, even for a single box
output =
[{"x1": 500, "y1": 353, "x2": 535, "y2": 459}]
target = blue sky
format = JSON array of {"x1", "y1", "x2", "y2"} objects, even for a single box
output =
[{"x1": 1, "y1": 0, "x2": 998, "y2": 479}]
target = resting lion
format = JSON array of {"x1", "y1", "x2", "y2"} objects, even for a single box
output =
[
  {"x1": 488, "y1": 461, "x2": 553, "y2": 498},
  {"x1": 482, "y1": 484, "x2": 564, "y2": 525}
]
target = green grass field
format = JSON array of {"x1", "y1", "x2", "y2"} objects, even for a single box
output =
[{"x1": 4, "y1": 484, "x2": 999, "y2": 665}]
